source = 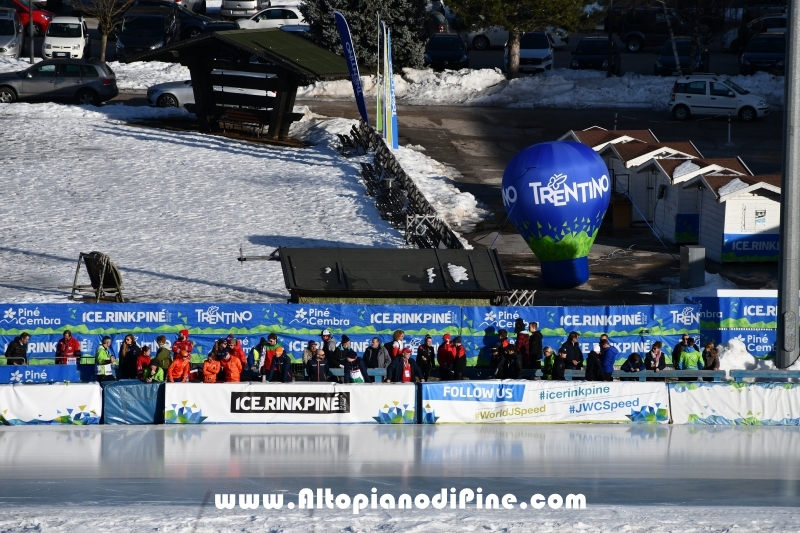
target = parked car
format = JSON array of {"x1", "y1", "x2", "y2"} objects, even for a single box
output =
[
  {"x1": 570, "y1": 35, "x2": 620, "y2": 75},
  {"x1": 424, "y1": 11, "x2": 448, "y2": 37},
  {"x1": 723, "y1": 14, "x2": 785, "y2": 53},
  {"x1": 236, "y1": 6, "x2": 303, "y2": 29},
  {"x1": 465, "y1": 25, "x2": 568, "y2": 51},
  {"x1": 201, "y1": 20, "x2": 238, "y2": 33},
  {"x1": 0, "y1": 58, "x2": 118, "y2": 105},
  {"x1": 147, "y1": 79, "x2": 193, "y2": 107},
  {"x1": 131, "y1": 0, "x2": 211, "y2": 38},
  {"x1": 0, "y1": 7, "x2": 23, "y2": 58},
  {"x1": 423, "y1": 33, "x2": 468, "y2": 70},
  {"x1": 607, "y1": 6, "x2": 707, "y2": 53},
  {"x1": 739, "y1": 32, "x2": 785, "y2": 76},
  {"x1": 221, "y1": 0, "x2": 269, "y2": 20},
  {"x1": 654, "y1": 38, "x2": 709, "y2": 76},
  {"x1": 0, "y1": 0, "x2": 52, "y2": 36},
  {"x1": 668, "y1": 74, "x2": 769, "y2": 122},
  {"x1": 546, "y1": 26, "x2": 569, "y2": 48},
  {"x1": 43, "y1": 16, "x2": 90, "y2": 59},
  {"x1": 115, "y1": 6, "x2": 179, "y2": 60},
  {"x1": 504, "y1": 31, "x2": 552, "y2": 74}
]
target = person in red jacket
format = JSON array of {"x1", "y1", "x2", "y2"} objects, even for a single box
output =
[
  {"x1": 452, "y1": 336, "x2": 467, "y2": 380},
  {"x1": 172, "y1": 330, "x2": 194, "y2": 358},
  {"x1": 437, "y1": 333, "x2": 456, "y2": 381},
  {"x1": 167, "y1": 349, "x2": 191, "y2": 383},
  {"x1": 136, "y1": 346, "x2": 152, "y2": 378},
  {"x1": 389, "y1": 330, "x2": 405, "y2": 359},
  {"x1": 226, "y1": 334, "x2": 247, "y2": 366},
  {"x1": 55, "y1": 330, "x2": 82, "y2": 364}
]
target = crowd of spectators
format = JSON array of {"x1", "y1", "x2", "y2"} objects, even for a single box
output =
[{"x1": 2, "y1": 321, "x2": 725, "y2": 383}]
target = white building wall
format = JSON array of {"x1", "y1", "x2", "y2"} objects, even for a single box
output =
[
  {"x1": 698, "y1": 189, "x2": 725, "y2": 263},
  {"x1": 722, "y1": 194, "x2": 781, "y2": 235}
]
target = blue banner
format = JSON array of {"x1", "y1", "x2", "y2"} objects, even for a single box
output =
[
  {"x1": 675, "y1": 214, "x2": 699, "y2": 243},
  {"x1": 722, "y1": 233, "x2": 779, "y2": 262},
  {"x1": 386, "y1": 27, "x2": 399, "y2": 150},
  {"x1": 333, "y1": 11, "x2": 369, "y2": 125},
  {"x1": 0, "y1": 365, "x2": 86, "y2": 384}
]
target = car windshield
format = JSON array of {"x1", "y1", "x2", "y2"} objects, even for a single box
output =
[
  {"x1": 576, "y1": 39, "x2": 609, "y2": 54},
  {"x1": 723, "y1": 79, "x2": 749, "y2": 95},
  {"x1": 520, "y1": 32, "x2": 549, "y2": 49},
  {"x1": 428, "y1": 36, "x2": 462, "y2": 51},
  {"x1": 47, "y1": 23, "x2": 82, "y2": 38},
  {"x1": 660, "y1": 41, "x2": 698, "y2": 57},
  {"x1": 747, "y1": 36, "x2": 785, "y2": 53},
  {"x1": 120, "y1": 16, "x2": 165, "y2": 37},
  {"x1": 0, "y1": 19, "x2": 15, "y2": 35}
]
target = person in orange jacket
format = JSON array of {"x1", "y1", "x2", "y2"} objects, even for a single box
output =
[
  {"x1": 202, "y1": 352, "x2": 221, "y2": 383},
  {"x1": 172, "y1": 329, "x2": 194, "y2": 358},
  {"x1": 226, "y1": 334, "x2": 247, "y2": 366},
  {"x1": 167, "y1": 349, "x2": 191, "y2": 383},
  {"x1": 220, "y1": 350, "x2": 242, "y2": 383}
]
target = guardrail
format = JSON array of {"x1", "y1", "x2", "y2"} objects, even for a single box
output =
[
  {"x1": 564, "y1": 369, "x2": 727, "y2": 382},
  {"x1": 328, "y1": 368, "x2": 387, "y2": 378},
  {"x1": 730, "y1": 370, "x2": 800, "y2": 382}
]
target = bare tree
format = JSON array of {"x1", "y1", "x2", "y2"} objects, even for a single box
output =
[{"x1": 80, "y1": 0, "x2": 136, "y2": 61}]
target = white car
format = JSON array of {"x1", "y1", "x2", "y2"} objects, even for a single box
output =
[
  {"x1": 503, "y1": 31, "x2": 553, "y2": 74},
  {"x1": 668, "y1": 74, "x2": 769, "y2": 122},
  {"x1": 42, "y1": 16, "x2": 89, "y2": 59},
  {"x1": 236, "y1": 6, "x2": 304, "y2": 29},
  {"x1": 0, "y1": 8, "x2": 23, "y2": 58},
  {"x1": 466, "y1": 25, "x2": 568, "y2": 51}
]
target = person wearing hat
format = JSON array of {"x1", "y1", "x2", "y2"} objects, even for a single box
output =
[
  {"x1": 302, "y1": 340, "x2": 319, "y2": 365},
  {"x1": 342, "y1": 349, "x2": 370, "y2": 384},
  {"x1": 416, "y1": 335, "x2": 436, "y2": 381},
  {"x1": 560, "y1": 331, "x2": 584, "y2": 370},
  {"x1": 437, "y1": 333, "x2": 456, "y2": 380},
  {"x1": 226, "y1": 334, "x2": 247, "y2": 367},
  {"x1": 503, "y1": 345, "x2": 524, "y2": 379},
  {"x1": 143, "y1": 361, "x2": 164, "y2": 383},
  {"x1": 386, "y1": 346, "x2": 425, "y2": 383},
  {"x1": 265, "y1": 346, "x2": 293, "y2": 383},
  {"x1": 320, "y1": 329, "x2": 337, "y2": 363},
  {"x1": 452, "y1": 336, "x2": 467, "y2": 380},
  {"x1": 331, "y1": 335, "x2": 355, "y2": 370},
  {"x1": 171, "y1": 329, "x2": 194, "y2": 359},
  {"x1": 307, "y1": 349, "x2": 332, "y2": 382},
  {"x1": 167, "y1": 349, "x2": 191, "y2": 383},
  {"x1": 551, "y1": 347, "x2": 568, "y2": 381},
  {"x1": 202, "y1": 351, "x2": 221, "y2": 383}
]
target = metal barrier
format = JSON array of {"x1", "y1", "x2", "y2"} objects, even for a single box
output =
[
  {"x1": 329, "y1": 368, "x2": 387, "y2": 378},
  {"x1": 730, "y1": 370, "x2": 800, "y2": 382},
  {"x1": 564, "y1": 369, "x2": 727, "y2": 382}
]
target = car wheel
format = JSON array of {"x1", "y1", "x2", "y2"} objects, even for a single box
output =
[
  {"x1": 472, "y1": 35, "x2": 489, "y2": 51},
  {"x1": 76, "y1": 90, "x2": 100, "y2": 106},
  {"x1": 625, "y1": 37, "x2": 642, "y2": 53},
  {"x1": 738, "y1": 106, "x2": 756, "y2": 122},
  {"x1": 0, "y1": 86, "x2": 17, "y2": 103},
  {"x1": 672, "y1": 104, "x2": 690, "y2": 121},
  {"x1": 27, "y1": 23, "x2": 43, "y2": 37},
  {"x1": 157, "y1": 93, "x2": 179, "y2": 108}
]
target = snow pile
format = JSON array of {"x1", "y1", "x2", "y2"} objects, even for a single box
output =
[
  {"x1": 0, "y1": 101, "x2": 405, "y2": 303},
  {"x1": 668, "y1": 272, "x2": 739, "y2": 304},
  {"x1": 672, "y1": 160, "x2": 700, "y2": 179},
  {"x1": 717, "y1": 177, "x2": 749, "y2": 197},
  {"x1": 717, "y1": 337, "x2": 800, "y2": 372},
  {"x1": 426, "y1": 267, "x2": 436, "y2": 284},
  {"x1": 447, "y1": 263, "x2": 469, "y2": 283}
]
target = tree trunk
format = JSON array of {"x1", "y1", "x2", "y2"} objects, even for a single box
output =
[
  {"x1": 100, "y1": 33, "x2": 108, "y2": 62},
  {"x1": 663, "y1": 4, "x2": 680, "y2": 75},
  {"x1": 507, "y1": 28, "x2": 520, "y2": 79}
]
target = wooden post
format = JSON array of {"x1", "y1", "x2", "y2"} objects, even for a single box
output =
[
  {"x1": 266, "y1": 68, "x2": 292, "y2": 140},
  {"x1": 278, "y1": 75, "x2": 300, "y2": 140},
  {"x1": 184, "y1": 57, "x2": 216, "y2": 133}
]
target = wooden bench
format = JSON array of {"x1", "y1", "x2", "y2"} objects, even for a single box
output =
[{"x1": 219, "y1": 109, "x2": 272, "y2": 138}]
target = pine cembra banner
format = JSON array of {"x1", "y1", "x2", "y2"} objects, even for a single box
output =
[
  {"x1": 164, "y1": 382, "x2": 417, "y2": 424},
  {"x1": 669, "y1": 382, "x2": 800, "y2": 425},
  {"x1": 420, "y1": 381, "x2": 670, "y2": 424},
  {"x1": 0, "y1": 383, "x2": 102, "y2": 425}
]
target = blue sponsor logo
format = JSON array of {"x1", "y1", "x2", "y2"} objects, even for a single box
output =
[{"x1": 424, "y1": 383, "x2": 526, "y2": 403}]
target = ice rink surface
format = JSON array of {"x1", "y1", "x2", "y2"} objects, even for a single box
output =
[{"x1": 1, "y1": 425, "x2": 800, "y2": 531}]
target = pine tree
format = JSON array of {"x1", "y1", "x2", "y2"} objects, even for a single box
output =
[{"x1": 300, "y1": 0, "x2": 428, "y2": 71}]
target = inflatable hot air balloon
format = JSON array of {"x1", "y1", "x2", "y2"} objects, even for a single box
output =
[{"x1": 501, "y1": 141, "x2": 611, "y2": 287}]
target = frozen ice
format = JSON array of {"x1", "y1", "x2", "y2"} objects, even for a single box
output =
[{"x1": 447, "y1": 263, "x2": 469, "y2": 283}]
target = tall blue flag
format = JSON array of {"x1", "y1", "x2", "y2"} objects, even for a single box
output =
[{"x1": 333, "y1": 11, "x2": 369, "y2": 125}]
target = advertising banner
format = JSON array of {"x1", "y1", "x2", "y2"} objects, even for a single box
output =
[
  {"x1": 0, "y1": 383, "x2": 102, "y2": 425},
  {"x1": 691, "y1": 296, "x2": 783, "y2": 359},
  {"x1": 0, "y1": 365, "x2": 85, "y2": 384},
  {"x1": 721, "y1": 233, "x2": 779, "y2": 262},
  {"x1": 421, "y1": 381, "x2": 670, "y2": 424},
  {"x1": 333, "y1": 11, "x2": 369, "y2": 125},
  {"x1": 164, "y1": 382, "x2": 416, "y2": 424},
  {"x1": 669, "y1": 382, "x2": 800, "y2": 425}
]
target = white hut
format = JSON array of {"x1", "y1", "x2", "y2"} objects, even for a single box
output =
[
  {"x1": 688, "y1": 174, "x2": 781, "y2": 263},
  {"x1": 633, "y1": 157, "x2": 752, "y2": 244}
]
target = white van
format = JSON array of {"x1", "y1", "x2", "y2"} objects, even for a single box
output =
[
  {"x1": 43, "y1": 16, "x2": 89, "y2": 59},
  {"x1": 221, "y1": 0, "x2": 270, "y2": 20},
  {"x1": 668, "y1": 74, "x2": 769, "y2": 122}
]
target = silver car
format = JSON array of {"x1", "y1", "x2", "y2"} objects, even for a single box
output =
[
  {"x1": 0, "y1": 59, "x2": 119, "y2": 105},
  {"x1": 0, "y1": 8, "x2": 23, "y2": 58},
  {"x1": 147, "y1": 79, "x2": 194, "y2": 107}
]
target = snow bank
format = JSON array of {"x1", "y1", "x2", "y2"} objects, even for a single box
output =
[
  {"x1": 717, "y1": 338, "x2": 800, "y2": 372},
  {"x1": 668, "y1": 272, "x2": 739, "y2": 304}
]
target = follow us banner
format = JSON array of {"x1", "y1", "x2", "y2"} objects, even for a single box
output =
[{"x1": 0, "y1": 303, "x2": 697, "y2": 366}]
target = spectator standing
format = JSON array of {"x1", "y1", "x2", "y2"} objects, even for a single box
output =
[
  {"x1": 452, "y1": 336, "x2": 467, "y2": 380},
  {"x1": 136, "y1": 346, "x2": 152, "y2": 379},
  {"x1": 502, "y1": 345, "x2": 523, "y2": 379},
  {"x1": 202, "y1": 352, "x2": 221, "y2": 383},
  {"x1": 226, "y1": 334, "x2": 247, "y2": 366},
  {"x1": 255, "y1": 333, "x2": 281, "y2": 375},
  {"x1": 598, "y1": 338, "x2": 617, "y2": 381},
  {"x1": 386, "y1": 347, "x2": 425, "y2": 383},
  {"x1": 437, "y1": 334, "x2": 456, "y2": 380},
  {"x1": 266, "y1": 347, "x2": 293, "y2": 383},
  {"x1": 320, "y1": 329, "x2": 337, "y2": 362},
  {"x1": 416, "y1": 335, "x2": 436, "y2": 381},
  {"x1": 621, "y1": 353, "x2": 645, "y2": 380},
  {"x1": 152, "y1": 335, "x2": 172, "y2": 373},
  {"x1": 561, "y1": 332, "x2": 584, "y2": 370},
  {"x1": 172, "y1": 330, "x2": 194, "y2": 359},
  {"x1": 529, "y1": 322, "x2": 544, "y2": 370},
  {"x1": 363, "y1": 337, "x2": 390, "y2": 370},
  {"x1": 551, "y1": 347, "x2": 568, "y2": 381},
  {"x1": 702, "y1": 343, "x2": 720, "y2": 381},
  {"x1": 645, "y1": 342, "x2": 666, "y2": 373},
  {"x1": 302, "y1": 340, "x2": 318, "y2": 365},
  {"x1": 95, "y1": 336, "x2": 116, "y2": 382},
  {"x1": 55, "y1": 330, "x2": 82, "y2": 365},
  {"x1": 514, "y1": 318, "x2": 529, "y2": 367},
  {"x1": 249, "y1": 337, "x2": 269, "y2": 372},
  {"x1": 331, "y1": 335, "x2": 356, "y2": 369},
  {"x1": 542, "y1": 346, "x2": 555, "y2": 380},
  {"x1": 167, "y1": 350, "x2": 191, "y2": 383},
  {"x1": 5, "y1": 333, "x2": 29, "y2": 365},
  {"x1": 679, "y1": 338, "x2": 704, "y2": 374},
  {"x1": 584, "y1": 350, "x2": 603, "y2": 381},
  {"x1": 220, "y1": 351, "x2": 242, "y2": 383},
  {"x1": 117, "y1": 334, "x2": 141, "y2": 379},
  {"x1": 343, "y1": 350, "x2": 369, "y2": 383},
  {"x1": 143, "y1": 362, "x2": 164, "y2": 383},
  {"x1": 672, "y1": 334, "x2": 690, "y2": 370},
  {"x1": 306, "y1": 349, "x2": 331, "y2": 382},
  {"x1": 389, "y1": 330, "x2": 405, "y2": 359},
  {"x1": 489, "y1": 346, "x2": 503, "y2": 377}
]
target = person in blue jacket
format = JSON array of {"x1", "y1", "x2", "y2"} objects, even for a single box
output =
[
  {"x1": 620, "y1": 352, "x2": 646, "y2": 380},
  {"x1": 306, "y1": 349, "x2": 331, "y2": 382},
  {"x1": 599, "y1": 338, "x2": 618, "y2": 382},
  {"x1": 342, "y1": 351, "x2": 370, "y2": 383},
  {"x1": 265, "y1": 347, "x2": 293, "y2": 383}
]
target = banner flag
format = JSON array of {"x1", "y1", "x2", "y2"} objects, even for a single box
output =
[
  {"x1": 385, "y1": 28, "x2": 399, "y2": 149},
  {"x1": 381, "y1": 21, "x2": 389, "y2": 142},
  {"x1": 375, "y1": 12, "x2": 383, "y2": 132},
  {"x1": 333, "y1": 11, "x2": 369, "y2": 125}
]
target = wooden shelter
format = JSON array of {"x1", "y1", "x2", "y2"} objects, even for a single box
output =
[{"x1": 125, "y1": 29, "x2": 349, "y2": 139}]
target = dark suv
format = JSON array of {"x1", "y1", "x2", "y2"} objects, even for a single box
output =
[
  {"x1": 115, "y1": 6, "x2": 179, "y2": 60},
  {"x1": 607, "y1": 6, "x2": 707, "y2": 53},
  {"x1": 0, "y1": 58, "x2": 118, "y2": 104}
]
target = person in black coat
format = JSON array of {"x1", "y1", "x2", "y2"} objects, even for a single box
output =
[
  {"x1": 645, "y1": 341, "x2": 667, "y2": 372},
  {"x1": 4, "y1": 333, "x2": 29, "y2": 365},
  {"x1": 552, "y1": 347, "x2": 568, "y2": 381},
  {"x1": 416, "y1": 335, "x2": 436, "y2": 381},
  {"x1": 266, "y1": 348, "x2": 293, "y2": 383},
  {"x1": 342, "y1": 352, "x2": 370, "y2": 383},
  {"x1": 306, "y1": 350, "x2": 332, "y2": 382},
  {"x1": 528, "y1": 322, "x2": 543, "y2": 370},
  {"x1": 386, "y1": 348, "x2": 425, "y2": 383},
  {"x1": 584, "y1": 350, "x2": 603, "y2": 381},
  {"x1": 331, "y1": 335, "x2": 357, "y2": 369},
  {"x1": 502, "y1": 345, "x2": 523, "y2": 379},
  {"x1": 560, "y1": 331, "x2": 584, "y2": 370},
  {"x1": 118, "y1": 334, "x2": 141, "y2": 379}
]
